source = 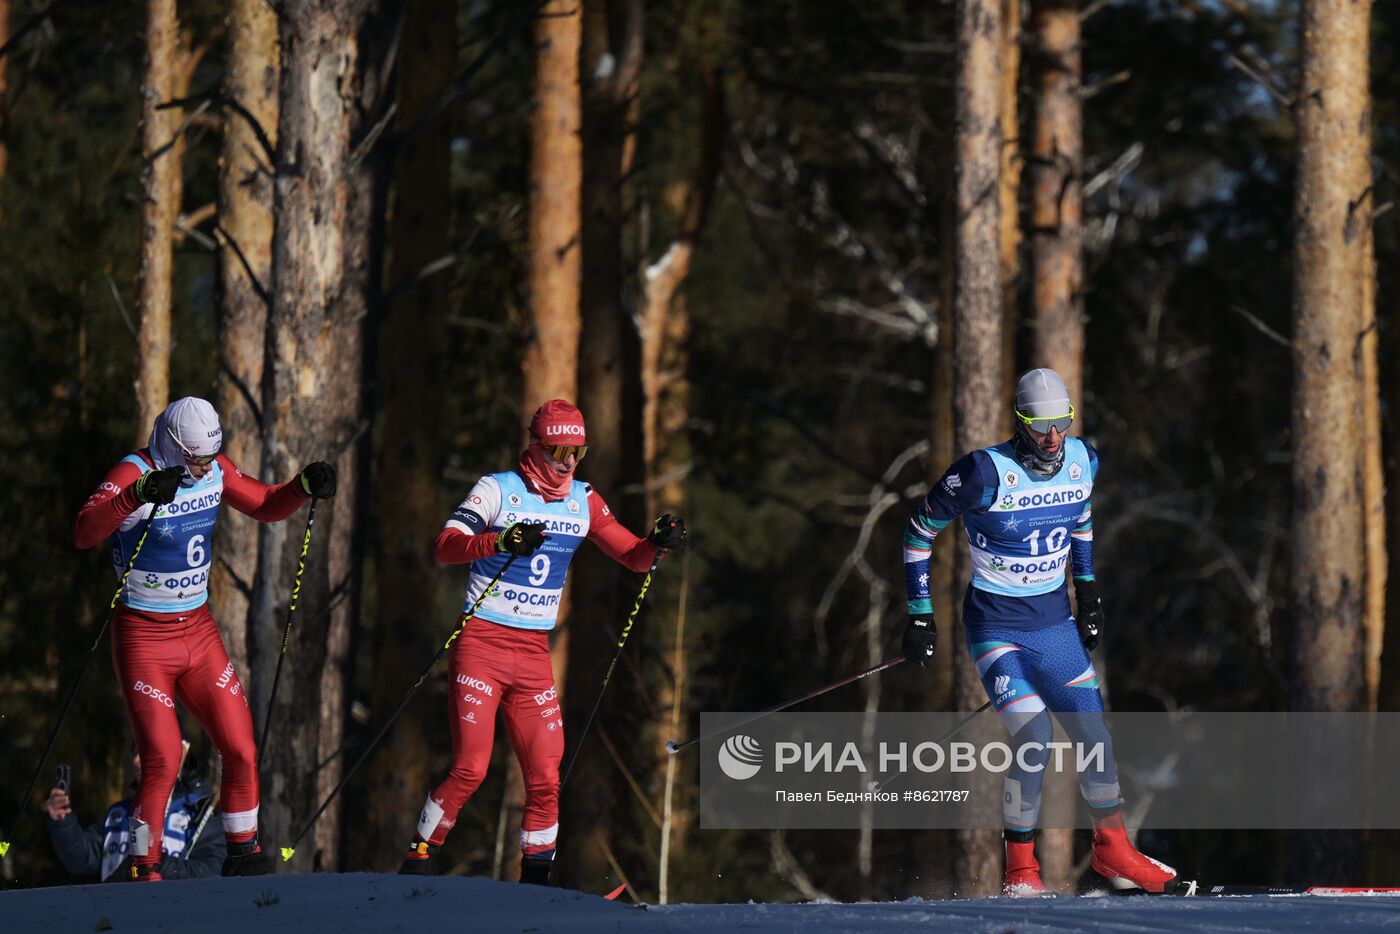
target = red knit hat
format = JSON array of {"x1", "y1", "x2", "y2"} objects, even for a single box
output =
[{"x1": 529, "y1": 399, "x2": 587, "y2": 446}]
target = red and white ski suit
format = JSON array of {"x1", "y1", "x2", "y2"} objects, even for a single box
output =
[
  {"x1": 416, "y1": 470, "x2": 658, "y2": 858},
  {"x1": 73, "y1": 450, "x2": 307, "y2": 867}
]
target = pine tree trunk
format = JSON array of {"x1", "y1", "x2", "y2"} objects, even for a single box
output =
[
  {"x1": 253, "y1": 0, "x2": 375, "y2": 870},
  {"x1": 355, "y1": 0, "x2": 454, "y2": 871},
  {"x1": 638, "y1": 50, "x2": 723, "y2": 901},
  {"x1": 562, "y1": 0, "x2": 641, "y2": 889},
  {"x1": 134, "y1": 0, "x2": 190, "y2": 441},
  {"x1": 521, "y1": 0, "x2": 584, "y2": 412},
  {"x1": 1290, "y1": 0, "x2": 1370, "y2": 714},
  {"x1": 514, "y1": 0, "x2": 582, "y2": 883},
  {"x1": 210, "y1": 0, "x2": 278, "y2": 695},
  {"x1": 1289, "y1": 0, "x2": 1371, "y2": 885},
  {"x1": 1027, "y1": 0, "x2": 1083, "y2": 890},
  {"x1": 1361, "y1": 214, "x2": 1385, "y2": 711},
  {"x1": 953, "y1": 0, "x2": 1005, "y2": 898},
  {"x1": 639, "y1": 61, "x2": 721, "y2": 512},
  {"x1": 1028, "y1": 0, "x2": 1083, "y2": 406}
]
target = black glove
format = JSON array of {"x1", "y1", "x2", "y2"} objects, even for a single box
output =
[
  {"x1": 497, "y1": 521, "x2": 547, "y2": 557},
  {"x1": 902, "y1": 614, "x2": 937, "y2": 668},
  {"x1": 135, "y1": 466, "x2": 183, "y2": 505},
  {"x1": 649, "y1": 514, "x2": 687, "y2": 550},
  {"x1": 299, "y1": 461, "x2": 337, "y2": 498},
  {"x1": 1075, "y1": 579, "x2": 1104, "y2": 651}
]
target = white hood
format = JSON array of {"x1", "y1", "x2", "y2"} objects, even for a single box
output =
[{"x1": 148, "y1": 397, "x2": 223, "y2": 482}]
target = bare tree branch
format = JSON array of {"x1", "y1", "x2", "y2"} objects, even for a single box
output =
[
  {"x1": 148, "y1": 97, "x2": 213, "y2": 163},
  {"x1": 0, "y1": 4, "x2": 55, "y2": 62},
  {"x1": 1229, "y1": 305, "x2": 1290, "y2": 347},
  {"x1": 213, "y1": 222, "x2": 272, "y2": 309},
  {"x1": 1227, "y1": 52, "x2": 1293, "y2": 109},
  {"x1": 164, "y1": 93, "x2": 276, "y2": 165},
  {"x1": 105, "y1": 274, "x2": 138, "y2": 338},
  {"x1": 218, "y1": 354, "x2": 264, "y2": 433}
]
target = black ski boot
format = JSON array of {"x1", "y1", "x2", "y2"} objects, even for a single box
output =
[
  {"x1": 519, "y1": 855, "x2": 554, "y2": 886},
  {"x1": 222, "y1": 839, "x2": 274, "y2": 877},
  {"x1": 398, "y1": 840, "x2": 439, "y2": 876},
  {"x1": 117, "y1": 858, "x2": 163, "y2": 882}
]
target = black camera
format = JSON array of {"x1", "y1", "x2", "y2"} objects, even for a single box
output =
[{"x1": 55, "y1": 764, "x2": 70, "y2": 793}]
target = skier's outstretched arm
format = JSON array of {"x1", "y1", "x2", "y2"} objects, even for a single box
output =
[
  {"x1": 584, "y1": 487, "x2": 683, "y2": 571},
  {"x1": 219, "y1": 454, "x2": 334, "y2": 521}
]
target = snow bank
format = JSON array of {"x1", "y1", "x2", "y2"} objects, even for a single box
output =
[{"x1": 4, "y1": 872, "x2": 1400, "y2": 934}]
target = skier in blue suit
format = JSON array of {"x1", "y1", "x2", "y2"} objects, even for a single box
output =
[{"x1": 902, "y1": 368, "x2": 1180, "y2": 896}]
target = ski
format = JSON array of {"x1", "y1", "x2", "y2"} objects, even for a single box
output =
[{"x1": 1191, "y1": 884, "x2": 1400, "y2": 897}]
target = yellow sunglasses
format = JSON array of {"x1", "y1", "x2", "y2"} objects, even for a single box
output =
[
  {"x1": 546, "y1": 443, "x2": 587, "y2": 463},
  {"x1": 1015, "y1": 404, "x2": 1074, "y2": 434}
]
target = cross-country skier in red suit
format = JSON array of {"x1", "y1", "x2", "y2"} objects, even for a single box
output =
[
  {"x1": 398, "y1": 400, "x2": 686, "y2": 884},
  {"x1": 72, "y1": 397, "x2": 337, "y2": 880}
]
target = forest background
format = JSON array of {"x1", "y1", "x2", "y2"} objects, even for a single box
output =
[{"x1": 0, "y1": 0, "x2": 1396, "y2": 902}]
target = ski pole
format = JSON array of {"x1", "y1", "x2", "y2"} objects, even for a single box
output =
[
  {"x1": 258, "y1": 497, "x2": 318, "y2": 755},
  {"x1": 182, "y1": 753, "x2": 223, "y2": 862},
  {"x1": 865, "y1": 700, "x2": 993, "y2": 792},
  {"x1": 278, "y1": 555, "x2": 517, "y2": 863},
  {"x1": 665, "y1": 655, "x2": 909, "y2": 756},
  {"x1": 1, "y1": 506, "x2": 163, "y2": 860},
  {"x1": 559, "y1": 557, "x2": 662, "y2": 793}
]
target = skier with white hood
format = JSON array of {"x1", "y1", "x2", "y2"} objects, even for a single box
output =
[{"x1": 72, "y1": 397, "x2": 336, "y2": 880}]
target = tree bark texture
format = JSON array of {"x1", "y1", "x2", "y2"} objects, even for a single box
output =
[
  {"x1": 134, "y1": 0, "x2": 191, "y2": 442},
  {"x1": 1290, "y1": 0, "x2": 1370, "y2": 714},
  {"x1": 252, "y1": 0, "x2": 374, "y2": 871},
  {"x1": 1027, "y1": 0, "x2": 1083, "y2": 890},
  {"x1": 636, "y1": 48, "x2": 724, "y2": 897},
  {"x1": 1286, "y1": 0, "x2": 1370, "y2": 882},
  {"x1": 953, "y1": 0, "x2": 1004, "y2": 898},
  {"x1": 521, "y1": 0, "x2": 583, "y2": 414},
  {"x1": 1361, "y1": 207, "x2": 1385, "y2": 711},
  {"x1": 640, "y1": 61, "x2": 721, "y2": 520},
  {"x1": 511, "y1": 0, "x2": 582, "y2": 882},
  {"x1": 210, "y1": 0, "x2": 279, "y2": 694},
  {"x1": 1028, "y1": 0, "x2": 1083, "y2": 406},
  {"x1": 561, "y1": 0, "x2": 642, "y2": 889},
  {"x1": 356, "y1": 0, "x2": 454, "y2": 871}
]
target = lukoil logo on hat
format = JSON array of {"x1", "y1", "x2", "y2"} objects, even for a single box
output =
[
  {"x1": 718, "y1": 734, "x2": 764, "y2": 781},
  {"x1": 530, "y1": 399, "x2": 587, "y2": 445}
]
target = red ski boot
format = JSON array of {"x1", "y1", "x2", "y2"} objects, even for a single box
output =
[
  {"x1": 1002, "y1": 831, "x2": 1049, "y2": 897},
  {"x1": 1090, "y1": 811, "x2": 1179, "y2": 893}
]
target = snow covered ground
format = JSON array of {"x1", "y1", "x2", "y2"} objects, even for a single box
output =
[{"x1": 5, "y1": 873, "x2": 1400, "y2": 934}]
